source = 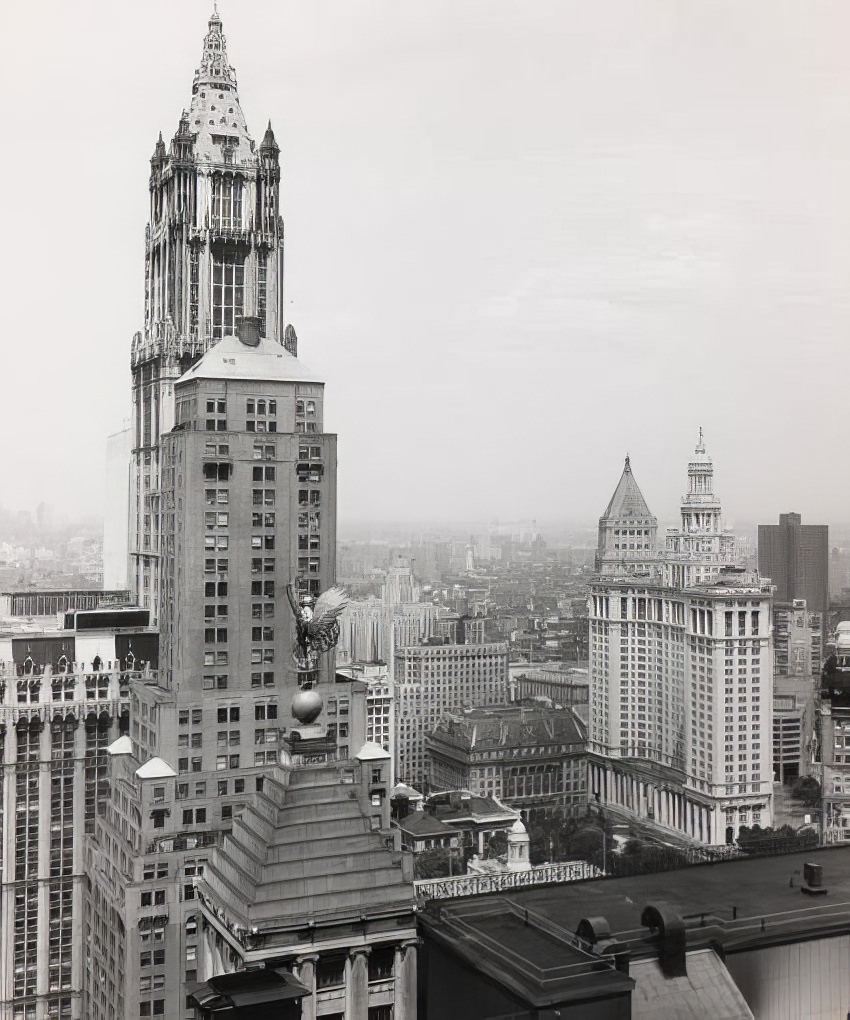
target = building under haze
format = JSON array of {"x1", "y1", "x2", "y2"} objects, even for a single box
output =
[
  {"x1": 758, "y1": 512, "x2": 829, "y2": 617},
  {"x1": 588, "y1": 436, "x2": 774, "y2": 843}
]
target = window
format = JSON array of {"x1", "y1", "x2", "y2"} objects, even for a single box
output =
[
  {"x1": 211, "y1": 173, "x2": 243, "y2": 231},
  {"x1": 316, "y1": 956, "x2": 346, "y2": 989},
  {"x1": 212, "y1": 255, "x2": 245, "y2": 340},
  {"x1": 368, "y1": 947, "x2": 394, "y2": 980}
]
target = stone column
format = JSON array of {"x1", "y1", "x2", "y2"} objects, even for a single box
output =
[
  {"x1": 394, "y1": 940, "x2": 418, "y2": 1020},
  {"x1": 347, "y1": 947, "x2": 370, "y2": 1019},
  {"x1": 212, "y1": 932, "x2": 225, "y2": 976},
  {"x1": 294, "y1": 954, "x2": 319, "y2": 1020}
]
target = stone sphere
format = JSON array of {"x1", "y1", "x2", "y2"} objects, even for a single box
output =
[{"x1": 291, "y1": 689, "x2": 323, "y2": 725}]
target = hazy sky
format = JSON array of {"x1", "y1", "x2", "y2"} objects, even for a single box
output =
[{"x1": 3, "y1": 1, "x2": 849, "y2": 528}]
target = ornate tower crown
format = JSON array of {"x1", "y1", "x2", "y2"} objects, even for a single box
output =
[
  {"x1": 131, "y1": 8, "x2": 289, "y2": 622},
  {"x1": 194, "y1": 7, "x2": 237, "y2": 92},
  {"x1": 186, "y1": 8, "x2": 254, "y2": 164}
]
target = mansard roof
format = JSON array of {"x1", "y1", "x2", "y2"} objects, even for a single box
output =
[{"x1": 601, "y1": 456, "x2": 655, "y2": 522}]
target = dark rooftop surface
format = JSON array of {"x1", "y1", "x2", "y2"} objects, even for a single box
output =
[
  {"x1": 421, "y1": 848, "x2": 850, "y2": 1010},
  {"x1": 427, "y1": 794, "x2": 516, "y2": 822},
  {"x1": 506, "y1": 846, "x2": 850, "y2": 941},
  {"x1": 397, "y1": 811, "x2": 453, "y2": 837},
  {"x1": 421, "y1": 898, "x2": 633, "y2": 1006}
]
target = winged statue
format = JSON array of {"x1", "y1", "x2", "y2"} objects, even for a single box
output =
[{"x1": 286, "y1": 583, "x2": 349, "y2": 669}]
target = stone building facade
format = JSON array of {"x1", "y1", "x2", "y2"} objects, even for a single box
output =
[
  {"x1": 83, "y1": 12, "x2": 351, "y2": 1020},
  {"x1": 394, "y1": 641, "x2": 509, "y2": 789},
  {"x1": 588, "y1": 436, "x2": 774, "y2": 844},
  {"x1": 129, "y1": 9, "x2": 292, "y2": 624},
  {"x1": 0, "y1": 614, "x2": 155, "y2": 1020}
]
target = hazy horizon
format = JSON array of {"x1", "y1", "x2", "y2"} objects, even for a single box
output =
[{"x1": 3, "y1": 2, "x2": 848, "y2": 526}]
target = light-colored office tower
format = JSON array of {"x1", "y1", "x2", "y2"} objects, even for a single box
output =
[
  {"x1": 594, "y1": 456, "x2": 659, "y2": 577},
  {"x1": 336, "y1": 661, "x2": 395, "y2": 761},
  {"x1": 588, "y1": 436, "x2": 774, "y2": 845},
  {"x1": 394, "y1": 641, "x2": 509, "y2": 790}
]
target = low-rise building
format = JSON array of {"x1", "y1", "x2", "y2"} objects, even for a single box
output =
[{"x1": 427, "y1": 704, "x2": 587, "y2": 821}]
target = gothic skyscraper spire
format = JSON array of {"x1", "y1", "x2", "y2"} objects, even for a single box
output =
[{"x1": 130, "y1": 10, "x2": 288, "y2": 620}]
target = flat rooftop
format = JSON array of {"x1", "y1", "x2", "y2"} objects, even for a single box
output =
[
  {"x1": 421, "y1": 897, "x2": 633, "y2": 1007},
  {"x1": 423, "y1": 846, "x2": 850, "y2": 965}
]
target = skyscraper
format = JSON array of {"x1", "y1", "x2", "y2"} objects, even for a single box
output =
[
  {"x1": 0, "y1": 610, "x2": 156, "y2": 1020},
  {"x1": 84, "y1": 14, "x2": 344, "y2": 1019},
  {"x1": 588, "y1": 436, "x2": 774, "y2": 844},
  {"x1": 758, "y1": 512, "x2": 829, "y2": 617},
  {"x1": 129, "y1": 9, "x2": 291, "y2": 625}
]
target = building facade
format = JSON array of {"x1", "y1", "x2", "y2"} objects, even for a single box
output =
[
  {"x1": 588, "y1": 438, "x2": 774, "y2": 844},
  {"x1": 83, "y1": 13, "x2": 348, "y2": 1020},
  {"x1": 594, "y1": 456, "x2": 658, "y2": 576},
  {"x1": 192, "y1": 747, "x2": 417, "y2": 1020},
  {"x1": 129, "y1": 9, "x2": 292, "y2": 624},
  {"x1": 758, "y1": 512, "x2": 829, "y2": 617},
  {"x1": 394, "y1": 640, "x2": 509, "y2": 790},
  {"x1": 427, "y1": 705, "x2": 587, "y2": 821},
  {"x1": 0, "y1": 612, "x2": 155, "y2": 1020},
  {"x1": 821, "y1": 623, "x2": 850, "y2": 842},
  {"x1": 336, "y1": 662, "x2": 395, "y2": 761}
]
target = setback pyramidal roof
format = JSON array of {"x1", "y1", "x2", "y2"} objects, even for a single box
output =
[{"x1": 601, "y1": 456, "x2": 655, "y2": 521}]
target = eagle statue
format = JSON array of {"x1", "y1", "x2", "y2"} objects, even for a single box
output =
[{"x1": 286, "y1": 583, "x2": 349, "y2": 669}]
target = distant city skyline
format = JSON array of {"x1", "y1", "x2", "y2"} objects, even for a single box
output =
[{"x1": 3, "y1": 2, "x2": 850, "y2": 524}]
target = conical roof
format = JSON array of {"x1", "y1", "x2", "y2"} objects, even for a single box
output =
[
  {"x1": 183, "y1": 10, "x2": 255, "y2": 165},
  {"x1": 601, "y1": 456, "x2": 655, "y2": 521}
]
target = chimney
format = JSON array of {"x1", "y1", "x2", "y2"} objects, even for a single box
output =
[{"x1": 237, "y1": 316, "x2": 261, "y2": 347}]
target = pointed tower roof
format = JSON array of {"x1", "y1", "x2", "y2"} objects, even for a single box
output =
[
  {"x1": 691, "y1": 426, "x2": 712, "y2": 464},
  {"x1": 601, "y1": 456, "x2": 655, "y2": 521},
  {"x1": 260, "y1": 120, "x2": 280, "y2": 155},
  {"x1": 185, "y1": 10, "x2": 255, "y2": 165}
]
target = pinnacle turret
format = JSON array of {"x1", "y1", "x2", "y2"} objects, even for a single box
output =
[
  {"x1": 194, "y1": 8, "x2": 237, "y2": 94},
  {"x1": 261, "y1": 120, "x2": 280, "y2": 155},
  {"x1": 150, "y1": 132, "x2": 166, "y2": 168}
]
